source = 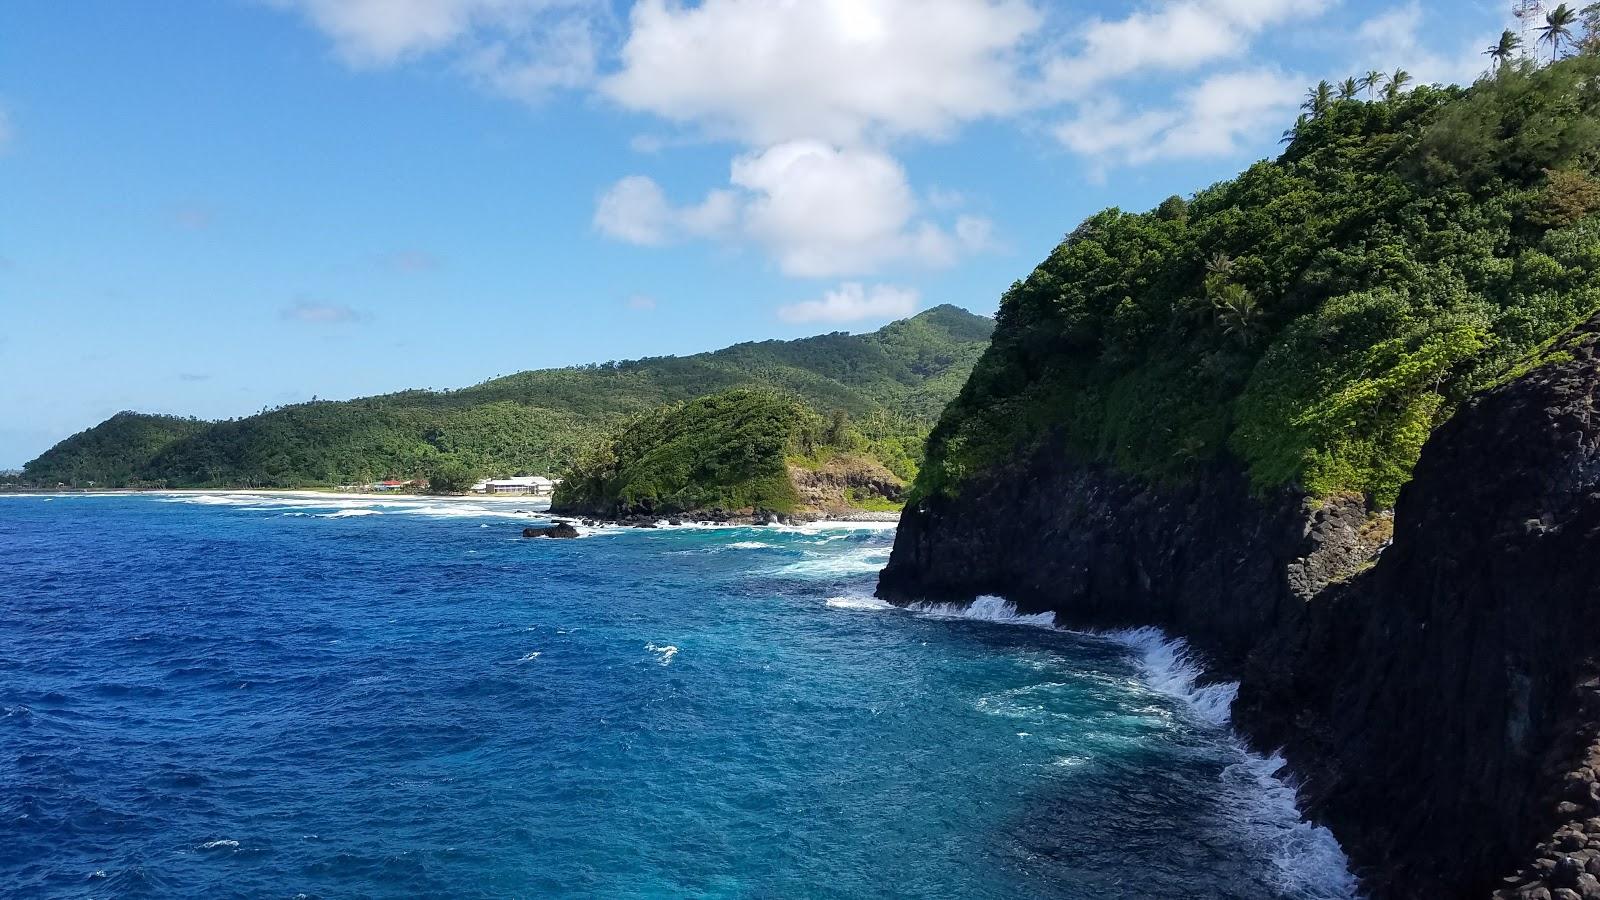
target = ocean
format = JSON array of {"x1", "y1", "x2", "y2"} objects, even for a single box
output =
[{"x1": 0, "y1": 493, "x2": 1357, "y2": 898}]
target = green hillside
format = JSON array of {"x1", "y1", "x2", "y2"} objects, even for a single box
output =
[
  {"x1": 552, "y1": 389, "x2": 826, "y2": 517},
  {"x1": 23, "y1": 305, "x2": 992, "y2": 489},
  {"x1": 917, "y1": 56, "x2": 1600, "y2": 509}
]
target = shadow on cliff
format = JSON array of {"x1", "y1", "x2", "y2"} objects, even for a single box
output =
[{"x1": 879, "y1": 312, "x2": 1600, "y2": 899}]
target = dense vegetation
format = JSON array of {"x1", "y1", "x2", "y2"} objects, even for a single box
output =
[
  {"x1": 23, "y1": 306, "x2": 991, "y2": 489},
  {"x1": 20, "y1": 413, "x2": 210, "y2": 487},
  {"x1": 551, "y1": 389, "x2": 838, "y2": 516},
  {"x1": 917, "y1": 55, "x2": 1600, "y2": 508}
]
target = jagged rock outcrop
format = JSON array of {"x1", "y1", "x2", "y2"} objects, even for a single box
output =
[{"x1": 878, "y1": 312, "x2": 1600, "y2": 897}]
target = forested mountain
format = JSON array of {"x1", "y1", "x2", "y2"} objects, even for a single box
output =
[
  {"x1": 22, "y1": 305, "x2": 992, "y2": 488},
  {"x1": 915, "y1": 56, "x2": 1600, "y2": 509}
]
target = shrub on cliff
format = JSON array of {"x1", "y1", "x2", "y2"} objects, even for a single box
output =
[{"x1": 917, "y1": 56, "x2": 1600, "y2": 508}]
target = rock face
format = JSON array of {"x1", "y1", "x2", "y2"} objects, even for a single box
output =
[
  {"x1": 522, "y1": 522, "x2": 579, "y2": 539},
  {"x1": 878, "y1": 313, "x2": 1600, "y2": 897}
]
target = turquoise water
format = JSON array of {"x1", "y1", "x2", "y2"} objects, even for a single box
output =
[{"x1": 0, "y1": 493, "x2": 1356, "y2": 898}]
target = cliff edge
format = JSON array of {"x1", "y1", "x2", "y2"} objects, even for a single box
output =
[{"x1": 879, "y1": 313, "x2": 1600, "y2": 897}]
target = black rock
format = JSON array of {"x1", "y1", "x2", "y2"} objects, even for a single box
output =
[
  {"x1": 877, "y1": 312, "x2": 1600, "y2": 899},
  {"x1": 522, "y1": 522, "x2": 579, "y2": 539}
]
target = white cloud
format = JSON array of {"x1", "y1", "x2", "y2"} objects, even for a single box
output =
[
  {"x1": 596, "y1": 142, "x2": 993, "y2": 277},
  {"x1": 777, "y1": 282, "x2": 919, "y2": 324},
  {"x1": 593, "y1": 175, "x2": 738, "y2": 245},
  {"x1": 626, "y1": 294, "x2": 658, "y2": 311},
  {"x1": 1350, "y1": 2, "x2": 1494, "y2": 88},
  {"x1": 1054, "y1": 67, "x2": 1303, "y2": 172},
  {"x1": 603, "y1": 0, "x2": 1041, "y2": 145},
  {"x1": 272, "y1": 0, "x2": 608, "y2": 98},
  {"x1": 1043, "y1": 0, "x2": 1332, "y2": 96}
]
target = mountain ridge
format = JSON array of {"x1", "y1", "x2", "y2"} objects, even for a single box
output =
[{"x1": 21, "y1": 305, "x2": 992, "y2": 489}]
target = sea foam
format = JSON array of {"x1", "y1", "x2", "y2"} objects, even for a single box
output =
[{"x1": 908, "y1": 595, "x2": 1058, "y2": 628}]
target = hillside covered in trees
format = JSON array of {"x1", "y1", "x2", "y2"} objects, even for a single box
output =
[
  {"x1": 915, "y1": 53, "x2": 1600, "y2": 510},
  {"x1": 22, "y1": 305, "x2": 992, "y2": 489}
]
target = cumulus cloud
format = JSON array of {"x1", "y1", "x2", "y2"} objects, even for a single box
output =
[
  {"x1": 1350, "y1": 1, "x2": 1494, "y2": 88},
  {"x1": 596, "y1": 142, "x2": 993, "y2": 277},
  {"x1": 1054, "y1": 67, "x2": 1303, "y2": 173},
  {"x1": 603, "y1": 0, "x2": 1040, "y2": 145},
  {"x1": 777, "y1": 282, "x2": 919, "y2": 324},
  {"x1": 593, "y1": 175, "x2": 738, "y2": 246},
  {"x1": 280, "y1": 301, "x2": 365, "y2": 324},
  {"x1": 271, "y1": 0, "x2": 609, "y2": 98},
  {"x1": 1043, "y1": 0, "x2": 1332, "y2": 95}
]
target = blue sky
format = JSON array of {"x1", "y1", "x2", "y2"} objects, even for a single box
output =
[{"x1": 0, "y1": 0, "x2": 1520, "y2": 466}]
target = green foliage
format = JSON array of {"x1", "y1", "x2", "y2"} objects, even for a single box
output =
[
  {"x1": 553, "y1": 389, "x2": 833, "y2": 516},
  {"x1": 427, "y1": 459, "x2": 478, "y2": 494},
  {"x1": 916, "y1": 57, "x2": 1600, "y2": 507},
  {"x1": 22, "y1": 412, "x2": 207, "y2": 487},
  {"x1": 27, "y1": 306, "x2": 992, "y2": 488}
]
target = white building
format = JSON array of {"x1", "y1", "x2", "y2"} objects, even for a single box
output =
[{"x1": 474, "y1": 475, "x2": 558, "y2": 495}]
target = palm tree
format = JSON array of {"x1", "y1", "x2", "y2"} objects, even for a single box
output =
[
  {"x1": 1339, "y1": 77, "x2": 1359, "y2": 100},
  {"x1": 1211, "y1": 284, "x2": 1261, "y2": 347},
  {"x1": 1279, "y1": 114, "x2": 1307, "y2": 145},
  {"x1": 1541, "y1": 3, "x2": 1579, "y2": 60},
  {"x1": 1302, "y1": 80, "x2": 1334, "y2": 117},
  {"x1": 1485, "y1": 29, "x2": 1523, "y2": 70},
  {"x1": 1360, "y1": 70, "x2": 1384, "y2": 98},
  {"x1": 1205, "y1": 252, "x2": 1235, "y2": 277},
  {"x1": 1383, "y1": 68, "x2": 1413, "y2": 101}
]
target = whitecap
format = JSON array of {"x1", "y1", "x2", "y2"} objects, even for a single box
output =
[
  {"x1": 1102, "y1": 627, "x2": 1238, "y2": 727},
  {"x1": 198, "y1": 839, "x2": 239, "y2": 850},
  {"x1": 518, "y1": 651, "x2": 542, "y2": 661},
  {"x1": 317, "y1": 509, "x2": 381, "y2": 518},
  {"x1": 728, "y1": 540, "x2": 776, "y2": 550},
  {"x1": 825, "y1": 594, "x2": 893, "y2": 611},
  {"x1": 908, "y1": 595, "x2": 1057, "y2": 628},
  {"x1": 775, "y1": 545, "x2": 892, "y2": 578},
  {"x1": 645, "y1": 643, "x2": 678, "y2": 665}
]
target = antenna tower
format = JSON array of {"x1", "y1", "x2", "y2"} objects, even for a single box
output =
[{"x1": 1513, "y1": 0, "x2": 1546, "y2": 57}]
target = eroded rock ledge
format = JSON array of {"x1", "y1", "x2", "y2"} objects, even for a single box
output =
[{"x1": 878, "y1": 313, "x2": 1600, "y2": 898}]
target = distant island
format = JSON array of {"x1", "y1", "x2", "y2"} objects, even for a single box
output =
[{"x1": 14, "y1": 305, "x2": 992, "y2": 518}]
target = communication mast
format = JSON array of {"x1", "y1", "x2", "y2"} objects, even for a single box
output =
[{"x1": 1513, "y1": 0, "x2": 1546, "y2": 57}]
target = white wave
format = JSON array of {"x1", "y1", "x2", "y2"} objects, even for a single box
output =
[
  {"x1": 317, "y1": 509, "x2": 381, "y2": 518},
  {"x1": 1100, "y1": 626, "x2": 1356, "y2": 897},
  {"x1": 1103, "y1": 626, "x2": 1238, "y2": 727},
  {"x1": 198, "y1": 839, "x2": 239, "y2": 850},
  {"x1": 908, "y1": 595, "x2": 1057, "y2": 628},
  {"x1": 1220, "y1": 752, "x2": 1360, "y2": 899},
  {"x1": 518, "y1": 651, "x2": 542, "y2": 661},
  {"x1": 728, "y1": 540, "x2": 776, "y2": 550},
  {"x1": 645, "y1": 643, "x2": 678, "y2": 665},
  {"x1": 775, "y1": 545, "x2": 892, "y2": 578},
  {"x1": 825, "y1": 594, "x2": 894, "y2": 611}
]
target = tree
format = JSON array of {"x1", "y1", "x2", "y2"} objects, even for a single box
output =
[
  {"x1": 1339, "y1": 77, "x2": 1359, "y2": 100},
  {"x1": 1384, "y1": 68, "x2": 1414, "y2": 100},
  {"x1": 1486, "y1": 29, "x2": 1523, "y2": 70},
  {"x1": 1579, "y1": 3, "x2": 1600, "y2": 53},
  {"x1": 428, "y1": 460, "x2": 477, "y2": 494},
  {"x1": 1303, "y1": 80, "x2": 1334, "y2": 117},
  {"x1": 1361, "y1": 70, "x2": 1384, "y2": 98},
  {"x1": 1541, "y1": 3, "x2": 1580, "y2": 60},
  {"x1": 1281, "y1": 113, "x2": 1308, "y2": 144}
]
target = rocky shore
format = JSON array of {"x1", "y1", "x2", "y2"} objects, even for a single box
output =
[{"x1": 878, "y1": 312, "x2": 1600, "y2": 898}]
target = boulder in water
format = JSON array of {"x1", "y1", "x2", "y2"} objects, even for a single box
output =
[{"x1": 522, "y1": 522, "x2": 579, "y2": 539}]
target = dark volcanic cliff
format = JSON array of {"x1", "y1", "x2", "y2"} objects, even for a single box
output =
[{"x1": 878, "y1": 313, "x2": 1600, "y2": 898}]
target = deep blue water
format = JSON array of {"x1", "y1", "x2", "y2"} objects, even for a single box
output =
[{"x1": 0, "y1": 494, "x2": 1356, "y2": 898}]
